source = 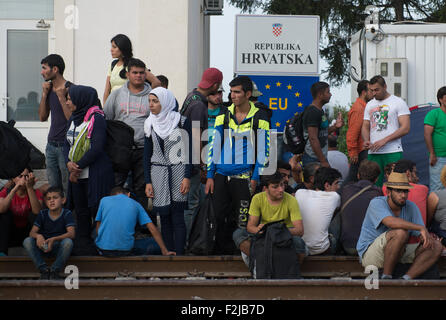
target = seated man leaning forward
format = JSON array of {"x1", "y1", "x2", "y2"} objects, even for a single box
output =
[
  {"x1": 95, "y1": 186, "x2": 175, "y2": 257},
  {"x1": 232, "y1": 171, "x2": 307, "y2": 264},
  {"x1": 357, "y1": 172, "x2": 443, "y2": 280}
]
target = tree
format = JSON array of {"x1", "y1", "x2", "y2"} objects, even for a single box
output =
[{"x1": 229, "y1": 0, "x2": 446, "y2": 87}]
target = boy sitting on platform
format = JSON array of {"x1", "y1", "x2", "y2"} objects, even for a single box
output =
[
  {"x1": 23, "y1": 186, "x2": 75, "y2": 280},
  {"x1": 95, "y1": 186, "x2": 175, "y2": 257}
]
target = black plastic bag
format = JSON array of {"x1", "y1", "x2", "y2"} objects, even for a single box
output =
[
  {"x1": 186, "y1": 194, "x2": 216, "y2": 255},
  {"x1": 0, "y1": 121, "x2": 31, "y2": 179}
]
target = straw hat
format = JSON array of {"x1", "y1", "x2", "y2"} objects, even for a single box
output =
[
  {"x1": 441, "y1": 165, "x2": 446, "y2": 188},
  {"x1": 384, "y1": 172, "x2": 413, "y2": 190}
]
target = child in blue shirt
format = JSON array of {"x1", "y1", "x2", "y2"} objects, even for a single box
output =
[{"x1": 95, "y1": 186, "x2": 175, "y2": 257}]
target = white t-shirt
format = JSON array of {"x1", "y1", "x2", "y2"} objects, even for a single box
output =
[
  {"x1": 363, "y1": 95, "x2": 410, "y2": 154},
  {"x1": 295, "y1": 189, "x2": 341, "y2": 255},
  {"x1": 327, "y1": 150, "x2": 349, "y2": 181}
]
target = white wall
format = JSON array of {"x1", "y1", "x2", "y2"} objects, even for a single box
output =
[
  {"x1": 351, "y1": 23, "x2": 446, "y2": 107},
  {"x1": 55, "y1": 0, "x2": 209, "y2": 105}
]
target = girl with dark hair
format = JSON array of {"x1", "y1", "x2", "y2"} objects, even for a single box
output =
[
  {"x1": 65, "y1": 85, "x2": 114, "y2": 255},
  {"x1": 103, "y1": 34, "x2": 161, "y2": 103}
]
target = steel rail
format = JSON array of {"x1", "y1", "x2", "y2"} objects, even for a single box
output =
[
  {"x1": 1, "y1": 279, "x2": 446, "y2": 300},
  {"x1": 1, "y1": 256, "x2": 445, "y2": 279}
]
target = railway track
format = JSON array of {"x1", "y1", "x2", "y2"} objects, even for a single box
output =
[{"x1": 1, "y1": 255, "x2": 446, "y2": 299}]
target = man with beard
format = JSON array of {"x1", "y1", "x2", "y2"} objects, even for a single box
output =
[
  {"x1": 361, "y1": 75, "x2": 411, "y2": 186},
  {"x1": 356, "y1": 172, "x2": 442, "y2": 280},
  {"x1": 302, "y1": 81, "x2": 344, "y2": 167},
  {"x1": 39, "y1": 54, "x2": 73, "y2": 196}
]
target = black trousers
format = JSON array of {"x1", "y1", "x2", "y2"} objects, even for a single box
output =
[
  {"x1": 212, "y1": 174, "x2": 252, "y2": 255},
  {"x1": 0, "y1": 211, "x2": 32, "y2": 254},
  {"x1": 343, "y1": 150, "x2": 368, "y2": 186},
  {"x1": 114, "y1": 148, "x2": 157, "y2": 225}
]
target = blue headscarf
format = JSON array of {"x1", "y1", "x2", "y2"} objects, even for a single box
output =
[{"x1": 68, "y1": 85, "x2": 99, "y2": 126}]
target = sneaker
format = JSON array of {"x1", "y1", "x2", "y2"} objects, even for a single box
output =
[
  {"x1": 49, "y1": 270, "x2": 62, "y2": 280},
  {"x1": 241, "y1": 252, "x2": 250, "y2": 267},
  {"x1": 39, "y1": 268, "x2": 50, "y2": 280}
]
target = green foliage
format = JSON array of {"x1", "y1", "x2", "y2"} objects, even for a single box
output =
[
  {"x1": 329, "y1": 105, "x2": 350, "y2": 158},
  {"x1": 229, "y1": 0, "x2": 446, "y2": 86}
]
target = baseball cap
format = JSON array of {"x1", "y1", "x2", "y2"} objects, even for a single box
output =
[{"x1": 198, "y1": 68, "x2": 223, "y2": 89}]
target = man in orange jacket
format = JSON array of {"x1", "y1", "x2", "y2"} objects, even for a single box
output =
[{"x1": 344, "y1": 80, "x2": 373, "y2": 185}]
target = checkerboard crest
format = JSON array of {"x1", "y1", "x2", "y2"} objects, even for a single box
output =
[{"x1": 272, "y1": 23, "x2": 282, "y2": 37}]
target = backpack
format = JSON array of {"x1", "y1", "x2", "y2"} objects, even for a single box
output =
[
  {"x1": 0, "y1": 121, "x2": 31, "y2": 179},
  {"x1": 253, "y1": 101, "x2": 272, "y2": 127},
  {"x1": 249, "y1": 220, "x2": 301, "y2": 279},
  {"x1": 6, "y1": 119, "x2": 45, "y2": 170},
  {"x1": 68, "y1": 122, "x2": 91, "y2": 163},
  {"x1": 283, "y1": 108, "x2": 308, "y2": 155},
  {"x1": 105, "y1": 120, "x2": 135, "y2": 173},
  {"x1": 86, "y1": 109, "x2": 135, "y2": 173},
  {"x1": 180, "y1": 92, "x2": 203, "y2": 116},
  {"x1": 186, "y1": 194, "x2": 217, "y2": 255}
]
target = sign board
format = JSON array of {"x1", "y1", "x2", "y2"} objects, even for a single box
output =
[
  {"x1": 249, "y1": 75, "x2": 319, "y2": 132},
  {"x1": 235, "y1": 15, "x2": 320, "y2": 75}
]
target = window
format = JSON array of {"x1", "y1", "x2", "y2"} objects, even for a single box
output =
[
  {"x1": 394, "y1": 62, "x2": 401, "y2": 77},
  {"x1": 0, "y1": 0, "x2": 53, "y2": 19},
  {"x1": 380, "y1": 62, "x2": 388, "y2": 77}
]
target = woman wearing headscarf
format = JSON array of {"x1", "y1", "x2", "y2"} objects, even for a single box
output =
[
  {"x1": 64, "y1": 85, "x2": 114, "y2": 255},
  {"x1": 144, "y1": 87, "x2": 192, "y2": 255}
]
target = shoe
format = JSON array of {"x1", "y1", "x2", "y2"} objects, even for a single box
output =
[
  {"x1": 39, "y1": 268, "x2": 50, "y2": 280},
  {"x1": 49, "y1": 270, "x2": 62, "y2": 280}
]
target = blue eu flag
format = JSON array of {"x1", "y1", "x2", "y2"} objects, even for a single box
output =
[{"x1": 247, "y1": 75, "x2": 319, "y2": 132}]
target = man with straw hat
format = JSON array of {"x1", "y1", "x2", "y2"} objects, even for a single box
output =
[{"x1": 356, "y1": 172, "x2": 443, "y2": 279}]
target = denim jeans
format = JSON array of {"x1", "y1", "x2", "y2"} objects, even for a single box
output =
[
  {"x1": 23, "y1": 237, "x2": 73, "y2": 272},
  {"x1": 45, "y1": 142, "x2": 69, "y2": 196},
  {"x1": 302, "y1": 153, "x2": 321, "y2": 167},
  {"x1": 429, "y1": 157, "x2": 446, "y2": 191},
  {"x1": 96, "y1": 238, "x2": 162, "y2": 257}
]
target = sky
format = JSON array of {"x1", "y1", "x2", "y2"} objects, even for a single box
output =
[{"x1": 209, "y1": 0, "x2": 352, "y2": 108}]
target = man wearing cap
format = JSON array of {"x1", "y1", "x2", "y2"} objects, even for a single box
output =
[
  {"x1": 356, "y1": 172, "x2": 442, "y2": 280},
  {"x1": 181, "y1": 67, "x2": 223, "y2": 239}
]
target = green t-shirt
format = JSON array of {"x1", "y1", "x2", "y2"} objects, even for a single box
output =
[
  {"x1": 424, "y1": 108, "x2": 446, "y2": 157},
  {"x1": 249, "y1": 192, "x2": 302, "y2": 228}
]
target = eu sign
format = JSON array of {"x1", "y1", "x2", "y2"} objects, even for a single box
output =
[{"x1": 248, "y1": 75, "x2": 319, "y2": 132}]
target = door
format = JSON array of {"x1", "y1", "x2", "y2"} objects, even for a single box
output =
[{"x1": 0, "y1": 20, "x2": 54, "y2": 152}]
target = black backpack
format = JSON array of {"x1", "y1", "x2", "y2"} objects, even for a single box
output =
[
  {"x1": 0, "y1": 121, "x2": 31, "y2": 179},
  {"x1": 105, "y1": 120, "x2": 135, "y2": 173},
  {"x1": 249, "y1": 220, "x2": 301, "y2": 279},
  {"x1": 253, "y1": 101, "x2": 272, "y2": 127},
  {"x1": 180, "y1": 92, "x2": 203, "y2": 116},
  {"x1": 186, "y1": 194, "x2": 217, "y2": 255},
  {"x1": 283, "y1": 108, "x2": 308, "y2": 155},
  {"x1": 6, "y1": 119, "x2": 46, "y2": 170}
]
